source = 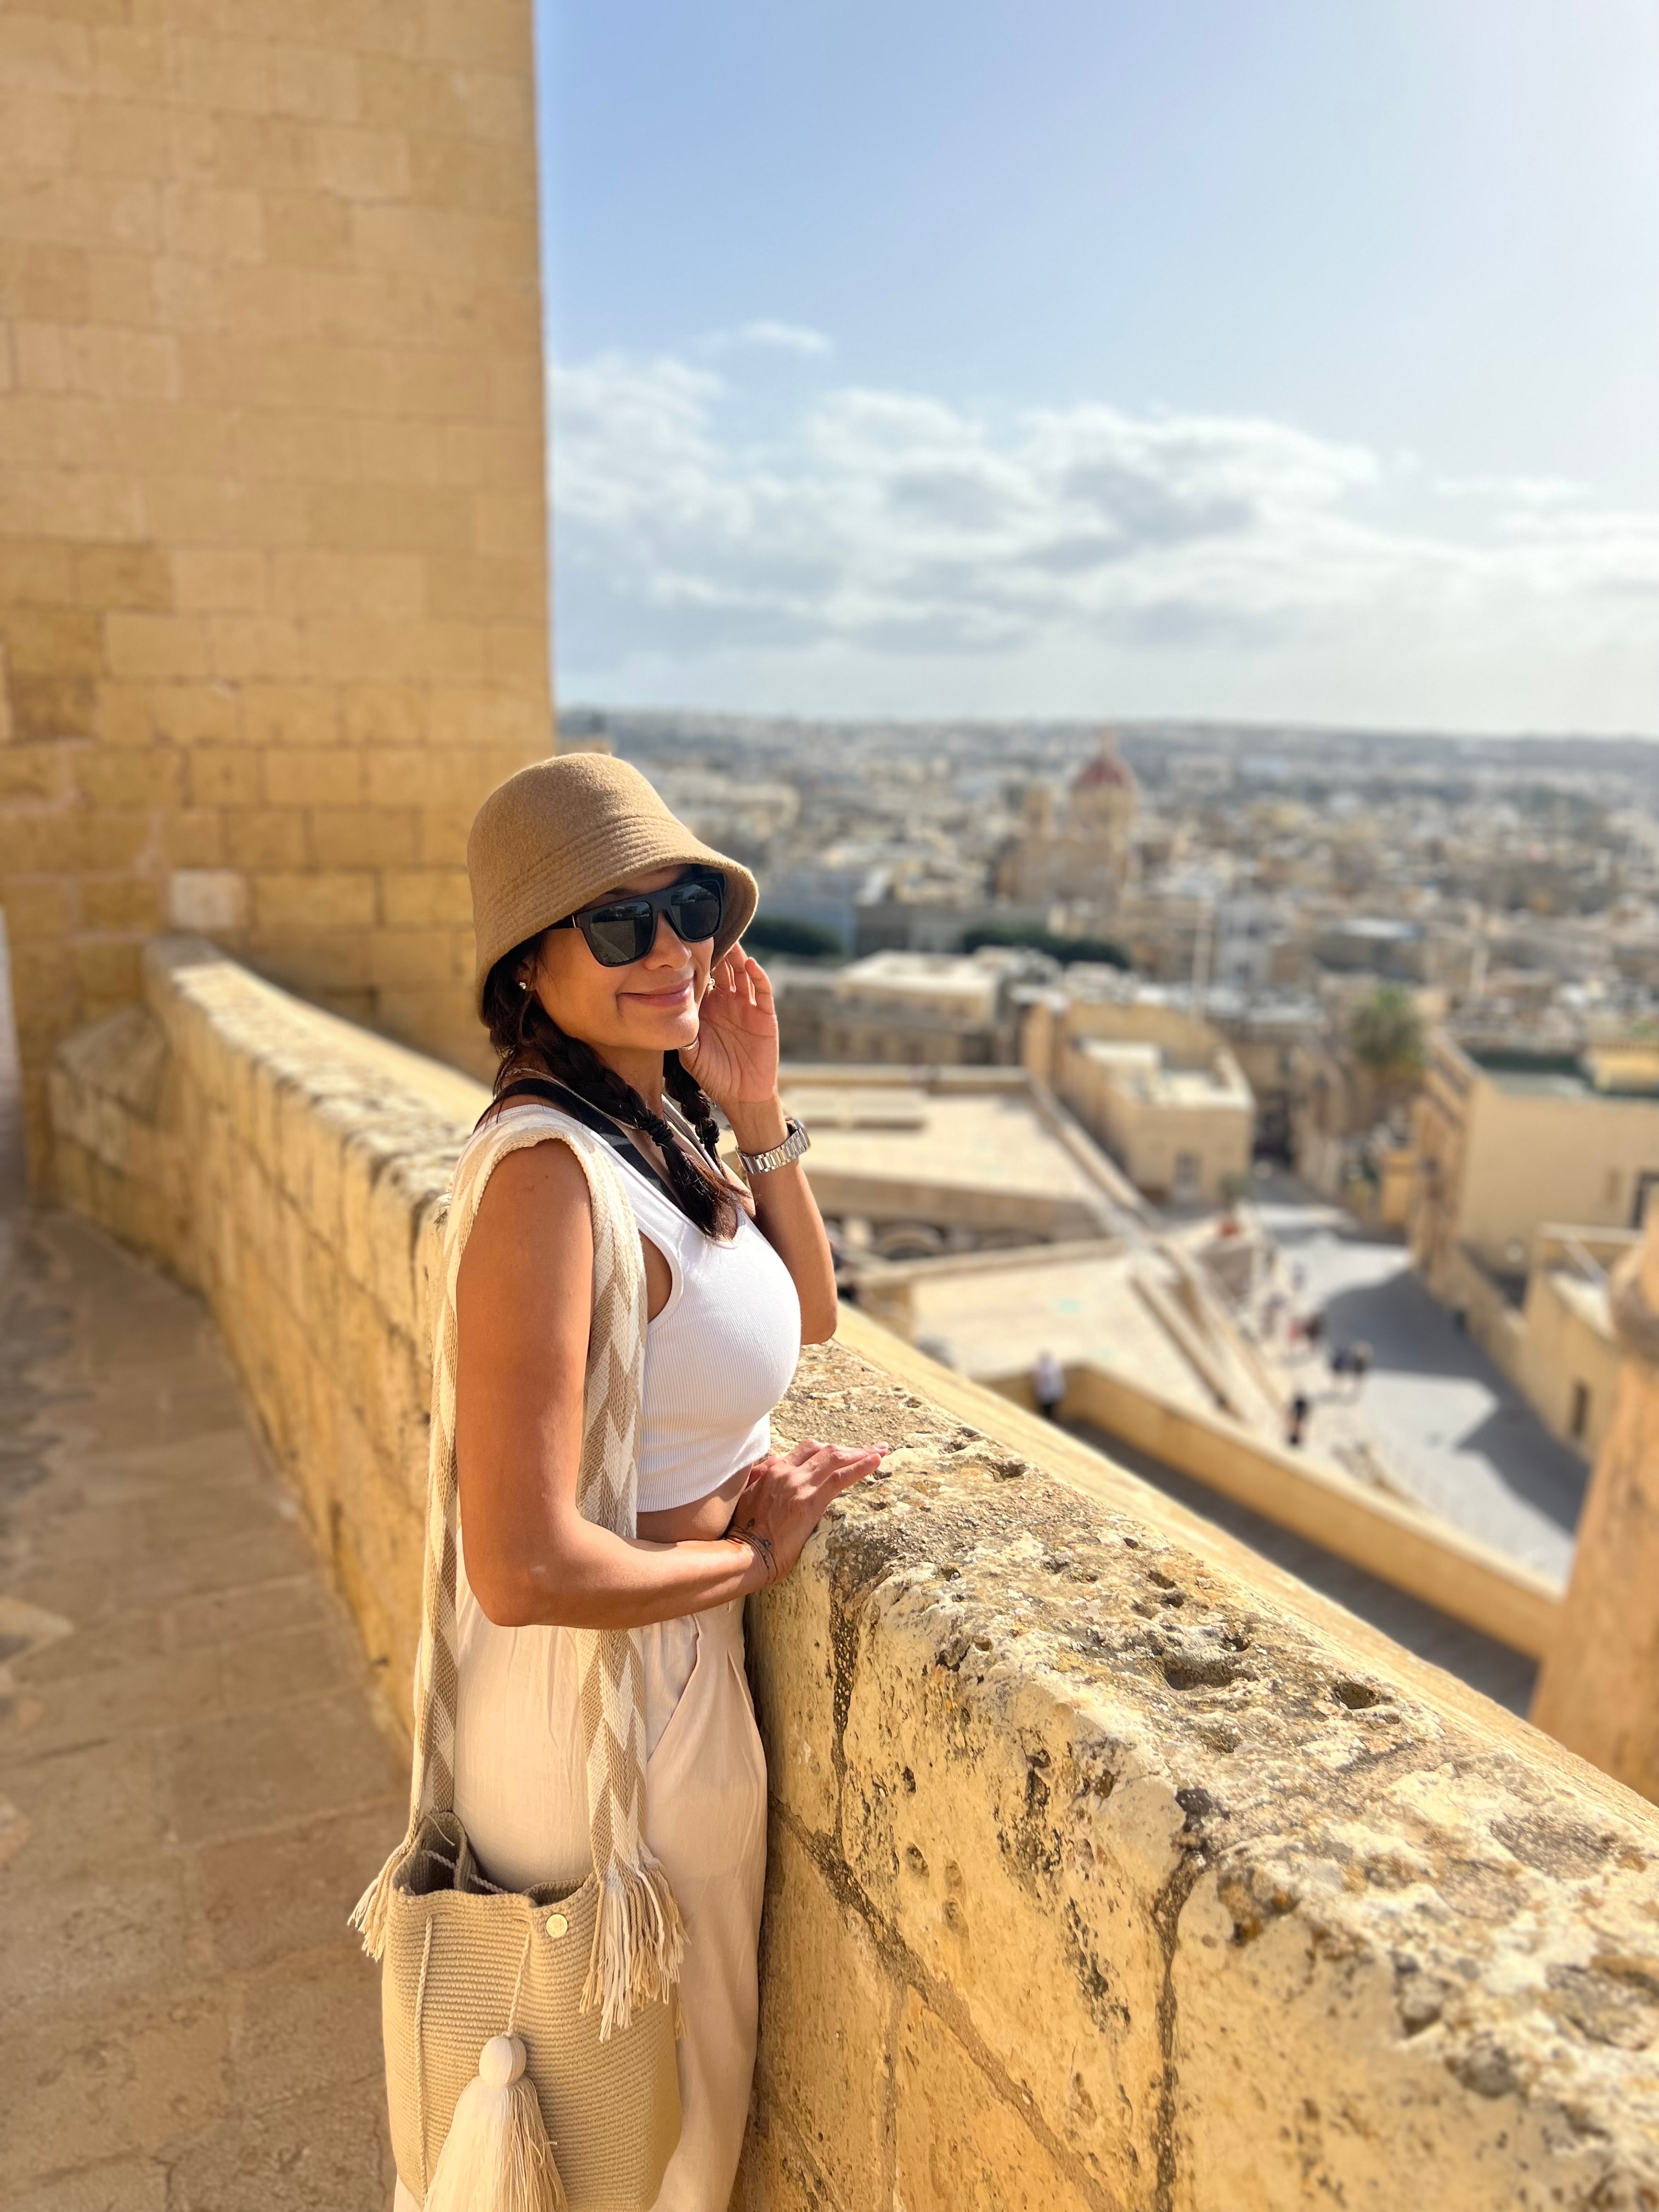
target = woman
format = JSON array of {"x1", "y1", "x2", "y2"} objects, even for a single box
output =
[{"x1": 392, "y1": 753, "x2": 887, "y2": 2212}]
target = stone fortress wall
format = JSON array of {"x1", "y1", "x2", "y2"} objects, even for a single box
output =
[
  {"x1": 0, "y1": 0, "x2": 551, "y2": 1184},
  {"x1": 47, "y1": 936, "x2": 1659, "y2": 2210}
]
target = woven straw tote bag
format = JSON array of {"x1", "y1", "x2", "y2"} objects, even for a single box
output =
[{"x1": 352, "y1": 1110, "x2": 684, "y2": 2212}]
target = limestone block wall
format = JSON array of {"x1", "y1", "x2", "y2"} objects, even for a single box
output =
[
  {"x1": 1, "y1": 0, "x2": 551, "y2": 1183},
  {"x1": 48, "y1": 940, "x2": 1659, "y2": 2211}
]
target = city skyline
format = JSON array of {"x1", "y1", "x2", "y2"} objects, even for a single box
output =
[{"x1": 537, "y1": 2, "x2": 1659, "y2": 736}]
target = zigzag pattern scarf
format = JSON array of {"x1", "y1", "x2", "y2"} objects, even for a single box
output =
[{"x1": 353, "y1": 1106, "x2": 685, "y2": 2038}]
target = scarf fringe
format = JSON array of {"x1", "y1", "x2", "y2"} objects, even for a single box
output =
[{"x1": 580, "y1": 1850, "x2": 686, "y2": 2042}]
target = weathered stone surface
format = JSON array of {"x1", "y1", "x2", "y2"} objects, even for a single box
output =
[
  {"x1": 6, "y1": 2159, "x2": 171, "y2": 2212},
  {"x1": 893, "y1": 1992, "x2": 1098, "y2": 2212},
  {"x1": 757, "y1": 1335, "x2": 1659, "y2": 2209},
  {"x1": 160, "y1": 2075, "x2": 397, "y2": 2212},
  {"x1": 0, "y1": 0, "x2": 549, "y2": 1193},
  {"x1": 836, "y1": 1533, "x2": 1167, "y2": 2197},
  {"x1": 44, "y1": 941, "x2": 1659, "y2": 2212},
  {"x1": 730, "y1": 2103, "x2": 842, "y2": 2212},
  {"x1": 755, "y1": 1819, "x2": 897, "y2": 2210},
  {"x1": 0, "y1": 1207, "x2": 400, "y2": 2210},
  {"x1": 741, "y1": 1517, "x2": 842, "y2": 1844}
]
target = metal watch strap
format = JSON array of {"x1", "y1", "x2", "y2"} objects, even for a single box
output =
[{"x1": 737, "y1": 1116, "x2": 810, "y2": 1176}]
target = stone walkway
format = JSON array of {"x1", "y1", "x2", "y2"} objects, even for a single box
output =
[
  {"x1": 1245, "y1": 1177, "x2": 1586, "y2": 1581},
  {"x1": 0, "y1": 1204, "x2": 403, "y2": 2211}
]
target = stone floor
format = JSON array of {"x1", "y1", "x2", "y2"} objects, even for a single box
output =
[
  {"x1": 1246, "y1": 1176, "x2": 1586, "y2": 1579},
  {"x1": 0, "y1": 1204, "x2": 403, "y2": 2211}
]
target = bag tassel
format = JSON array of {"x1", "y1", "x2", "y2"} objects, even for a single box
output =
[
  {"x1": 424, "y1": 2034, "x2": 567, "y2": 2212},
  {"x1": 582, "y1": 1857, "x2": 686, "y2": 2042},
  {"x1": 347, "y1": 1833, "x2": 410, "y2": 1963}
]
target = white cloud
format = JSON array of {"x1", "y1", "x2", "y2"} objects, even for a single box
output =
[
  {"x1": 707, "y1": 319, "x2": 833, "y2": 356},
  {"x1": 1434, "y1": 473, "x2": 1587, "y2": 508},
  {"x1": 549, "y1": 349, "x2": 1659, "y2": 731}
]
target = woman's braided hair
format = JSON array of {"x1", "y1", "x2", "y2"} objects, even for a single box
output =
[{"x1": 482, "y1": 932, "x2": 738, "y2": 1240}]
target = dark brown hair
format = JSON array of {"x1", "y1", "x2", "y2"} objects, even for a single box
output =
[{"x1": 482, "y1": 933, "x2": 738, "y2": 1240}]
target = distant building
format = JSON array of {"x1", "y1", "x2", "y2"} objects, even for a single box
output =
[
  {"x1": 1309, "y1": 913, "x2": 1480, "y2": 992},
  {"x1": 1019, "y1": 973, "x2": 1283, "y2": 1195},
  {"x1": 1515, "y1": 1229, "x2": 1624, "y2": 1463},
  {"x1": 1532, "y1": 1205, "x2": 1659, "y2": 1800},
  {"x1": 755, "y1": 862, "x2": 880, "y2": 954},
  {"x1": 1108, "y1": 889, "x2": 1215, "y2": 983},
  {"x1": 771, "y1": 948, "x2": 1054, "y2": 1067},
  {"x1": 772, "y1": 1064, "x2": 1133, "y2": 1244},
  {"x1": 1311, "y1": 916, "x2": 1430, "y2": 979},
  {"x1": 997, "y1": 732, "x2": 1137, "y2": 910},
  {"x1": 1060, "y1": 1036, "x2": 1254, "y2": 1206},
  {"x1": 822, "y1": 951, "x2": 1006, "y2": 1065},
  {"x1": 1209, "y1": 995, "x2": 1326, "y2": 1161},
  {"x1": 1409, "y1": 1034, "x2": 1659, "y2": 1300}
]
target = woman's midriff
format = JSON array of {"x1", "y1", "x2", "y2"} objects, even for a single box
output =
[
  {"x1": 634, "y1": 1227, "x2": 754, "y2": 1544},
  {"x1": 636, "y1": 1468, "x2": 749, "y2": 1544}
]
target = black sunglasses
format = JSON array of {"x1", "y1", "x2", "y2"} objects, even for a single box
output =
[{"x1": 551, "y1": 870, "x2": 725, "y2": 969}]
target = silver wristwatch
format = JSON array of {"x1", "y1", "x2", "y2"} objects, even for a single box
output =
[{"x1": 737, "y1": 1116, "x2": 810, "y2": 1177}]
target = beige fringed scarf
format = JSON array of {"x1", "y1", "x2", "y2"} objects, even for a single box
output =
[{"x1": 352, "y1": 1106, "x2": 685, "y2": 2038}]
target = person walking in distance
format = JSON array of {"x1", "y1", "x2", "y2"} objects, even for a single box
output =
[
  {"x1": 1032, "y1": 1349, "x2": 1066, "y2": 1423},
  {"x1": 1286, "y1": 1391, "x2": 1311, "y2": 1448}
]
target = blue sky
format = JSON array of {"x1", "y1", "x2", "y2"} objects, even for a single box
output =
[{"x1": 535, "y1": 1, "x2": 1659, "y2": 733}]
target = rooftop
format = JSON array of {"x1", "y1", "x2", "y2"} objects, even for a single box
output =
[
  {"x1": 1471, "y1": 1044, "x2": 1659, "y2": 1100},
  {"x1": 1078, "y1": 1037, "x2": 1255, "y2": 1110},
  {"x1": 830, "y1": 950, "x2": 1002, "y2": 1012},
  {"x1": 901, "y1": 1245, "x2": 1223, "y2": 1406},
  {"x1": 1545, "y1": 1268, "x2": 1615, "y2": 1338},
  {"x1": 1072, "y1": 735, "x2": 1136, "y2": 793},
  {"x1": 776, "y1": 1066, "x2": 1135, "y2": 1232}
]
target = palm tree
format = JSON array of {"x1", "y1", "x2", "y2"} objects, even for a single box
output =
[{"x1": 1349, "y1": 985, "x2": 1426, "y2": 1118}]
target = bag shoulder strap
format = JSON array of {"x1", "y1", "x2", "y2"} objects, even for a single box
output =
[
  {"x1": 411, "y1": 1110, "x2": 644, "y2": 1824},
  {"x1": 354, "y1": 1106, "x2": 684, "y2": 2029},
  {"x1": 484, "y1": 1076, "x2": 681, "y2": 1208}
]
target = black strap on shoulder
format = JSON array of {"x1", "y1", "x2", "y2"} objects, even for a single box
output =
[{"x1": 479, "y1": 1076, "x2": 680, "y2": 1207}]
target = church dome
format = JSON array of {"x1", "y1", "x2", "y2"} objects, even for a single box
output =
[{"x1": 1073, "y1": 735, "x2": 1135, "y2": 793}]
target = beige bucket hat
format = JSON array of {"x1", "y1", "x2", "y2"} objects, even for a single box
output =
[{"x1": 466, "y1": 752, "x2": 759, "y2": 1015}]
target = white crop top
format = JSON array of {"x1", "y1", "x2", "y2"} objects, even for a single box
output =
[{"x1": 484, "y1": 1103, "x2": 802, "y2": 1511}]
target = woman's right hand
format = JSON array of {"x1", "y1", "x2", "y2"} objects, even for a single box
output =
[{"x1": 727, "y1": 1436, "x2": 889, "y2": 1589}]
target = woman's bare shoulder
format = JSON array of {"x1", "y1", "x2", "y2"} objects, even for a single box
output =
[
  {"x1": 460, "y1": 1134, "x2": 594, "y2": 1297},
  {"x1": 473, "y1": 1131, "x2": 591, "y2": 1211}
]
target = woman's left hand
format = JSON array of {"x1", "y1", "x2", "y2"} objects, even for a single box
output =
[{"x1": 684, "y1": 950, "x2": 780, "y2": 1113}]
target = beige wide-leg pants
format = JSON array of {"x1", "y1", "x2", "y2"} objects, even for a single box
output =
[{"x1": 390, "y1": 1593, "x2": 767, "y2": 2212}]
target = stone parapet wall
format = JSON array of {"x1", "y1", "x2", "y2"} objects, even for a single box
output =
[
  {"x1": 1, "y1": 0, "x2": 550, "y2": 1182},
  {"x1": 48, "y1": 939, "x2": 1659, "y2": 2210},
  {"x1": 50, "y1": 934, "x2": 477, "y2": 1694},
  {"x1": 994, "y1": 1357, "x2": 1562, "y2": 1659}
]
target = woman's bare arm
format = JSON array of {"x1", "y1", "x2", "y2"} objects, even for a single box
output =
[
  {"x1": 725, "y1": 1103, "x2": 838, "y2": 1344},
  {"x1": 691, "y1": 953, "x2": 838, "y2": 1342},
  {"x1": 454, "y1": 1139, "x2": 879, "y2": 1628}
]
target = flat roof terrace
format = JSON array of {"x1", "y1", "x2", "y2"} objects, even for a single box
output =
[
  {"x1": 1077, "y1": 1039, "x2": 1254, "y2": 1110},
  {"x1": 1470, "y1": 1045, "x2": 1659, "y2": 1100},
  {"x1": 777, "y1": 1067, "x2": 1133, "y2": 1236},
  {"x1": 902, "y1": 1245, "x2": 1206, "y2": 1404}
]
